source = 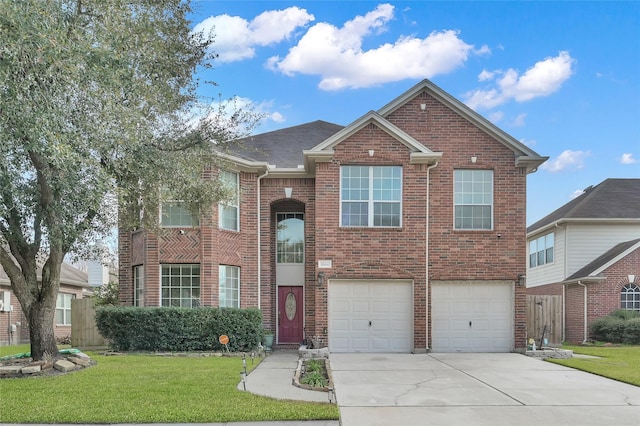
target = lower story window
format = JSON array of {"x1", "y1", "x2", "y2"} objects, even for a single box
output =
[
  {"x1": 161, "y1": 264, "x2": 200, "y2": 308},
  {"x1": 219, "y1": 265, "x2": 240, "y2": 308},
  {"x1": 621, "y1": 283, "x2": 640, "y2": 311},
  {"x1": 56, "y1": 293, "x2": 74, "y2": 325}
]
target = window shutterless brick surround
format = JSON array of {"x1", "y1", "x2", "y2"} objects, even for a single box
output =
[{"x1": 119, "y1": 89, "x2": 531, "y2": 351}]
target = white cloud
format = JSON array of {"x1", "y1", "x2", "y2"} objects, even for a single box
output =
[
  {"x1": 270, "y1": 111, "x2": 285, "y2": 123},
  {"x1": 487, "y1": 111, "x2": 504, "y2": 123},
  {"x1": 570, "y1": 189, "x2": 585, "y2": 199},
  {"x1": 464, "y1": 51, "x2": 575, "y2": 110},
  {"x1": 540, "y1": 149, "x2": 590, "y2": 173},
  {"x1": 192, "y1": 7, "x2": 314, "y2": 63},
  {"x1": 269, "y1": 4, "x2": 482, "y2": 90},
  {"x1": 519, "y1": 138, "x2": 537, "y2": 147},
  {"x1": 620, "y1": 153, "x2": 638, "y2": 164},
  {"x1": 511, "y1": 113, "x2": 527, "y2": 127}
]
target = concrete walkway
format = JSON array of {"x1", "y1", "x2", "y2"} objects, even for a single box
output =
[{"x1": 330, "y1": 352, "x2": 640, "y2": 426}]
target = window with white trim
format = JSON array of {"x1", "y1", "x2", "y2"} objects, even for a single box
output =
[
  {"x1": 341, "y1": 165, "x2": 402, "y2": 227},
  {"x1": 621, "y1": 283, "x2": 640, "y2": 311},
  {"x1": 56, "y1": 293, "x2": 74, "y2": 325},
  {"x1": 160, "y1": 201, "x2": 198, "y2": 227},
  {"x1": 454, "y1": 169, "x2": 493, "y2": 230},
  {"x1": 529, "y1": 233, "x2": 554, "y2": 268},
  {"x1": 219, "y1": 171, "x2": 240, "y2": 231},
  {"x1": 133, "y1": 265, "x2": 144, "y2": 307},
  {"x1": 219, "y1": 265, "x2": 240, "y2": 308},
  {"x1": 161, "y1": 264, "x2": 200, "y2": 308}
]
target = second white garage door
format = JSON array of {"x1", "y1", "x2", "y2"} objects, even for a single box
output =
[
  {"x1": 328, "y1": 280, "x2": 412, "y2": 353},
  {"x1": 431, "y1": 281, "x2": 513, "y2": 352}
]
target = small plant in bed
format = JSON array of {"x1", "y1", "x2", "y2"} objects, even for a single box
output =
[{"x1": 300, "y1": 358, "x2": 329, "y2": 388}]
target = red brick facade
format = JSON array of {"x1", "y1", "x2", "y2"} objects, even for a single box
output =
[{"x1": 118, "y1": 81, "x2": 541, "y2": 352}]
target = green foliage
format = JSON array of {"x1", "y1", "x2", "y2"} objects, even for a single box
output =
[
  {"x1": 300, "y1": 371, "x2": 328, "y2": 388},
  {"x1": 0, "y1": 353, "x2": 339, "y2": 423},
  {"x1": 93, "y1": 281, "x2": 120, "y2": 306},
  {"x1": 305, "y1": 358, "x2": 323, "y2": 373},
  {"x1": 95, "y1": 306, "x2": 263, "y2": 352},
  {"x1": 590, "y1": 310, "x2": 640, "y2": 344},
  {"x1": 0, "y1": 0, "x2": 261, "y2": 360}
]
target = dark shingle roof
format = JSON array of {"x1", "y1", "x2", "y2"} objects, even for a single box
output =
[
  {"x1": 528, "y1": 178, "x2": 640, "y2": 233},
  {"x1": 565, "y1": 238, "x2": 640, "y2": 281},
  {"x1": 1, "y1": 261, "x2": 89, "y2": 288},
  {"x1": 229, "y1": 120, "x2": 344, "y2": 168}
]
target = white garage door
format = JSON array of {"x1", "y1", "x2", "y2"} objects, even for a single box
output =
[
  {"x1": 329, "y1": 280, "x2": 412, "y2": 353},
  {"x1": 431, "y1": 281, "x2": 513, "y2": 352}
]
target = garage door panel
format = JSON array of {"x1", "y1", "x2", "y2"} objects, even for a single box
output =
[
  {"x1": 432, "y1": 281, "x2": 513, "y2": 353},
  {"x1": 329, "y1": 280, "x2": 412, "y2": 353}
]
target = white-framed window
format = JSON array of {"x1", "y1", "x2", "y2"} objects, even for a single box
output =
[
  {"x1": 219, "y1": 170, "x2": 240, "y2": 231},
  {"x1": 529, "y1": 233, "x2": 554, "y2": 268},
  {"x1": 133, "y1": 265, "x2": 144, "y2": 307},
  {"x1": 621, "y1": 283, "x2": 640, "y2": 311},
  {"x1": 277, "y1": 213, "x2": 304, "y2": 264},
  {"x1": 56, "y1": 293, "x2": 74, "y2": 325},
  {"x1": 341, "y1": 165, "x2": 402, "y2": 227},
  {"x1": 161, "y1": 264, "x2": 200, "y2": 308},
  {"x1": 454, "y1": 169, "x2": 493, "y2": 230},
  {"x1": 219, "y1": 265, "x2": 240, "y2": 308},
  {"x1": 160, "y1": 201, "x2": 198, "y2": 227}
]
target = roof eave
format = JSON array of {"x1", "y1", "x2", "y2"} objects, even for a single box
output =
[
  {"x1": 528, "y1": 218, "x2": 640, "y2": 238},
  {"x1": 562, "y1": 276, "x2": 606, "y2": 285},
  {"x1": 516, "y1": 156, "x2": 549, "y2": 174},
  {"x1": 410, "y1": 152, "x2": 443, "y2": 165}
]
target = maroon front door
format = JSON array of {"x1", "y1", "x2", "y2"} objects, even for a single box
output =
[{"x1": 278, "y1": 286, "x2": 303, "y2": 344}]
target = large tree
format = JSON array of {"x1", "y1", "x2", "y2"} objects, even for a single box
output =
[{"x1": 0, "y1": 0, "x2": 258, "y2": 360}]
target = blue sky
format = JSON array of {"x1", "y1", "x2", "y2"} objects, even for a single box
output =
[{"x1": 189, "y1": 1, "x2": 640, "y2": 225}]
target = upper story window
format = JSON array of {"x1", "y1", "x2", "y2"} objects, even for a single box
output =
[
  {"x1": 277, "y1": 213, "x2": 304, "y2": 263},
  {"x1": 621, "y1": 283, "x2": 640, "y2": 311},
  {"x1": 133, "y1": 265, "x2": 144, "y2": 307},
  {"x1": 160, "y1": 201, "x2": 198, "y2": 227},
  {"x1": 341, "y1": 165, "x2": 402, "y2": 227},
  {"x1": 529, "y1": 232, "x2": 554, "y2": 268},
  {"x1": 219, "y1": 265, "x2": 240, "y2": 308},
  {"x1": 219, "y1": 170, "x2": 240, "y2": 231},
  {"x1": 161, "y1": 264, "x2": 200, "y2": 308},
  {"x1": 454, "y1": 169, "x2": 493, "y2": 230},
  {"x1": 56, "y1": 293, "x2": 74, "y2": 325}
]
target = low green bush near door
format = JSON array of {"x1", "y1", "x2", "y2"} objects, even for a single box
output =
[
  {"x1": 548, "y1": 345, "x2": 640, "y2": 387},
  {"x1": 0, "y1": 350, "x2": 339, "y2": 423}
]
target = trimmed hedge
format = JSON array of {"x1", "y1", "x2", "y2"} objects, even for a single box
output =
[
  {"x1": 590, "y1": 309, "x2": 640, "y2": 344},
  {"x1": 96, "y1": 306, "x2": 263, "y2": 352}
]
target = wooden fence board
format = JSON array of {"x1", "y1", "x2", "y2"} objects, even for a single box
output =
[
  {"x1": 527, "y1": 295, "x2": 563, "y2": 346},
  {"x1": 71, "y1": 298, "x2": 106, "y2": 348}
]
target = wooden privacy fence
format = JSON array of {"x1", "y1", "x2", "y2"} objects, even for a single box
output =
[
  {"x1": 71, "y1": 298, "x2": 106, "y2": 348},
  {"x1": 526, "y1": 295, "x2": 563, "y2": 346}
]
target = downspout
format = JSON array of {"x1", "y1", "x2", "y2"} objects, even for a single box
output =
[
  {"x1": 577, "y1": 281, "x2": 588, "y2": 343},
  {"x1": 425, "y1": 161, "x2": 438, "y2": 352},
  {"x1": 256, "y1": 167, "x2": 269, "y2": 310},
  {"x1": 562, "y1": 284, "x2": 566, "y2": 342}
]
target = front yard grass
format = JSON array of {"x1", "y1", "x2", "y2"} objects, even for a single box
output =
[
  {"x1": 0, "y1": 346, "x2": 339, "y2": 423},
  {"x1": 547, "y1": 345, "x2": 640, "y2": 387}
]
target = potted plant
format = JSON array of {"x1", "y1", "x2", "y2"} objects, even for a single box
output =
[{"x1": 262, "y1": 328, "x2": 274, "y2": 351}]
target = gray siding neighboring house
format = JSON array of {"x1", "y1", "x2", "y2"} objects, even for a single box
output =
[{"x1": 526, "y1": 178, "x2": 640, "y2": 343}]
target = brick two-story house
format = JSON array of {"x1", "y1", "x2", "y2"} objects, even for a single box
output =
[{"x1": 118, "y1": 79, "x2": 546, "y2": 353}]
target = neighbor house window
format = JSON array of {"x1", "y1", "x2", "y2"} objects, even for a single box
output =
[
  {"x1": 161, "y1": 264, "x2": 200, "y2": 308},
  {"x1": 341, "y1": 165, "x2": 402, "y2": 227},
  {"x1": 219, "y1": 171, "x2": 240, "y2": 231},
  {"x1": 219, "y1": 265, "x2": 240, "y2": 308},
  {"x1": 529, "y1": 233, "x2": 555, "y2": 268},
  {"x1": 56, "y1": 293, "x2": 74, "y2": 325},
  {"x1": 133, "y1": 265, "x2": 144, "y2": 307},
  {"x1": 621, "y1": 283, "x2": 640, "y2": 311},
  {"x1": 160, "y1": 201, "x2": 198, "y2": 227},
  {"x1": 454, "y1": 169, "x2": 493, "y2": 230}
]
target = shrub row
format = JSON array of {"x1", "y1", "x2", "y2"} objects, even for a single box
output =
[
  {"x1": 590, "y1": 309, "x2": 640, "y2": 344},
  {"x1": 95, "y1": 307, "x2": 263, "y2": 352}
]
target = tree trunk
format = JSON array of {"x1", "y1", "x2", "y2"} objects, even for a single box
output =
[{"x1": 27, "y1": 298, "x2": 59, "y2": 360}]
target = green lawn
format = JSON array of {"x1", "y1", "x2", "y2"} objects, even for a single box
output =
[
  {"x1": 0, "y1": 345, "x2": 339, "y2": 423},
  {"x1": 547, "y1": 345, "x2": 640, "y2": 387}
]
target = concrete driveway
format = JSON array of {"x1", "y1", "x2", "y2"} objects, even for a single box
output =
[{"x1": 330, "y1": 353, "x2": 640, "y2": 426}]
